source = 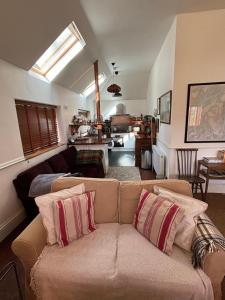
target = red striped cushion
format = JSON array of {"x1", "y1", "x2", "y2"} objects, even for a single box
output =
[
  {"x1": 54, "y1": 191, "x2": 96, "y2": 247},
  {"x1": 133, "y1": 189, "x2": 184, "y2": 255}
]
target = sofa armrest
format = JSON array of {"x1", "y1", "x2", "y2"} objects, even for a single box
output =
[
  {"x1": 192, "y1": 214, "x2": 225, "y2": 300},
  {"x1": 203, "y1": 246, "x2": 225, "y2": 300},
  {"x1": 11, "y1": 214, "x2": 46, "y2": 281}
]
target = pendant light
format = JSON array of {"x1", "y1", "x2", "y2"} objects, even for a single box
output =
[
  {"x1": 113, "y1": 71, "x2": 122, "y2": 97},
  {"x1": 107, "y1": 63, "x2": 121, "y2": 94}
]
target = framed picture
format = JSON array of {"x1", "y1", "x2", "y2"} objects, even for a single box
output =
[
  {"x1": 185, "y1": 82, "x2": 225, "y2": 143},
  {"x1": 159, "y1": 90, "x2": 172, "y2": 124}
]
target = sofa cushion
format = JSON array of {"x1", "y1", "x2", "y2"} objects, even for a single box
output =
[
  {"x1": 47, "y1": 153, "x2": 70, "y2": 173},
  {"x1": 116, "y1": 225, "x2": 213, "y2": 300},
  {"x1": 35, "y1": 183, "x2": 85, "y2": 245},
  {"x1": 30, "y1": 223, "x2": 120, "y2": 300},
  {"x1": 51, "y1": 177, "x2": 119, "y2": 223},
  {"x1": 133, "y1": 190, "x2": 184, "y2": 255},
  {"x1": 54, "y1": 191, "x2": 96, "y2": 247},
  {"x1": 60, "y1": 147, "x2": 77, "y2": 170},
  {"x1": 119, "y1": 179, "x2": 192, "y2": 224},
  {"x1": 30, "y1": 223, "x2": 213, "y2": 300},
  {"x1": 153, "y1": 185, "x2": 208, "y2": 251}
]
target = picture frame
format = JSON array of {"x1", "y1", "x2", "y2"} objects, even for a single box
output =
[
  {"x1": 185, "y1": 82, "x2": 225, "y2": 143},
  {"x1": 159, "y1": 90, "x2": 172, "y2": 124}
]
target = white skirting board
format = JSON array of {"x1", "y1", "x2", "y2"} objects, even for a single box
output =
[{"x1": 0, "y1": 209, "x2": 26, "y2": 242}]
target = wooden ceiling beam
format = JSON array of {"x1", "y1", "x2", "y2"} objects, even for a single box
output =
[{"x1": 94, "y1": 60, "x2": 101, "y2": 122}]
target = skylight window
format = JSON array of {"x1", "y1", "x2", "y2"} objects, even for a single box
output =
[
  {"x1": 82, "y1": 74, "x2": 106, "y2": 97},
  {"x1": 32, "y1": 22, "x2": 85, "y2": 81}
]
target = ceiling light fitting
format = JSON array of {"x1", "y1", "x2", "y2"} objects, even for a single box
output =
[
  {"x1": 113, "y1": 91, "x2": 122, "y2": 97},
  {"x1": 107, "y1": 63, "x2": 122, "y2": 94}
]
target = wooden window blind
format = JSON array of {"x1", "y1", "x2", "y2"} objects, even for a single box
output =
[{"x1": 15, "y1": 100, "x2": 58, "y2": 156}]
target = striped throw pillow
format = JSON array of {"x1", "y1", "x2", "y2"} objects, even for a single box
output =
[
  {"x1": 133, "y1": 189, "x2": 184, "y2": 255},
  {"x1": 54, "y1": 191, "x2": 96, "y2": 247}
]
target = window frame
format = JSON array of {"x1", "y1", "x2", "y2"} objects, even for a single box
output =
[{"x1": 31, "y1": 21, "x2": 85, "y2": 81}]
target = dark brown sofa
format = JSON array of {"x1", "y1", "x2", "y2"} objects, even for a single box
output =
[{"x1": 13, "y1": 147, "x2": 104, "y2": 220}]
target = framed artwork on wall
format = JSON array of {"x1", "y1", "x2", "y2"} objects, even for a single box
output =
[
  {"x1": 159, "y1": 90, "x2": 172, "y2": 124},
  {"x1": 185, "y1": 82, "x2": 225, "y2": 143}
]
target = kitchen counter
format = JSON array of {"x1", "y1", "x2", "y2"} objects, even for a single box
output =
[
  {"x1": 72, "y1": 137, "x2": 112, "y2": 145},
  {"x1": 70, "y1": 137, "x2": 111, "y2": 173}
]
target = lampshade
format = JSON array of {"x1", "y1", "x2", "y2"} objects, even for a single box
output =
[{"x1": 107, "y1": 84, "x2": 121, "y2": 93}]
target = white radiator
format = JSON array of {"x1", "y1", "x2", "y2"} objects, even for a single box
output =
[{"x1": 152, "y1": 145, "x2": 165, "y2": 178}]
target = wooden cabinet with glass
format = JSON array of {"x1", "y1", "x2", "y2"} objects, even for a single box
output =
[{"x1": 134, "y1": 118, "x2": 156, "y2": 167}]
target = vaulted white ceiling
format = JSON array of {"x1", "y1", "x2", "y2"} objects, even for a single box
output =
[
  {"x1": 0, "y1": 0, "x2": 110, "y2": 94},
  {"x1": 81, "y1": 0, "x2": 225, "y2": 75},
  {"x1": 0, "y1": 0, "x2": 225, "y2": 99}
]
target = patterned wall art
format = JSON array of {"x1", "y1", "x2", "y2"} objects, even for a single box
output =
[{"x1": 185, "y1": 82, "x2": 225, "y2": 142}]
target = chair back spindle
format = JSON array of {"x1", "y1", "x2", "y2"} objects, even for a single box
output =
[
  {"x1": 176, "y1": 148, "x2": 198, "y2": 178},
  {"x1": 176, "y1": 148, "x2": 205, "y2": 201}
]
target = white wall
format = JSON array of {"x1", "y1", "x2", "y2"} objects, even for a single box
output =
[
  {"x1": 0, "y1": 59, "x2": 88, "y2": 240},
  {"x1": 147, "y1": 10, "x2": 225, "y2": 192},
  {"x1": 146, "y1": 19, "x2": 177, "y2": 177},
  {"x1": 171, "y1": 9, "x2": 225, "y2": 191}
]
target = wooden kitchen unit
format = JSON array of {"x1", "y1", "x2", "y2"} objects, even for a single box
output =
[
  {"x1": 134, "y1": 116, "x2": 157, "y2": 167},
  {"x1": 135, "y1": 135, "x2": 152, "y2": 167}
]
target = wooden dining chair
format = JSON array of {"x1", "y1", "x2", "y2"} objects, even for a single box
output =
[{"x1": 176, "y1": 148, "x2": 205, "y2": 200}]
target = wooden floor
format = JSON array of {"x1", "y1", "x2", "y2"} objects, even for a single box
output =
[
  {"x1": 0, "y1": 150, "x2": 224, "y2": 298},
  {"x1": 0, "y1": 219, "x2": 29, "y2": 299}
]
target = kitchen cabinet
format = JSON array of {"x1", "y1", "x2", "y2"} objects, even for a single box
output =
[{"x1": 135, "y1": 136, "x2": 152, "y2": 167}]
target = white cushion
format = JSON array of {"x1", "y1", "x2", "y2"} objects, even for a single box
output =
[
  {"x1": 35, "y1": 183, "x2": 85, "y2": 245},
  {"x1": 153, "y1": 186, "x2": 208, "y2": 251}
]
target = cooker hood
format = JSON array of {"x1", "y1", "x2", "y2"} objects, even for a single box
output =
[{"x1": 110, "y1": 114, "x2": 131, "y2": 125}]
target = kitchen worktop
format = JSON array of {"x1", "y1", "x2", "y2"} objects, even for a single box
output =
[{"x1": 71, "y1": 137, "x2": 112, "y2": 145}]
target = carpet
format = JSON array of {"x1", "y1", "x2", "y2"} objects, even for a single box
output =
[{"x1": 106, "y1": 166, "x2": 141, "y2": 181}]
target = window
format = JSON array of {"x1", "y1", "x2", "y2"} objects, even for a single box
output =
[
  {"x1": 82, "y1": 73, "x2": 106, "y2": 97},
  {"x1": 31, "y1": 21, "x2": 85, "y2": 81},
  {"x1": 15, "y1": 100, "x2": 58, "y2": 156}
]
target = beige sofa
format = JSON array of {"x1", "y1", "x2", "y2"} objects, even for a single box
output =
[{"x1": 12, "y1": 178, "x2": 225, "y2": 300}]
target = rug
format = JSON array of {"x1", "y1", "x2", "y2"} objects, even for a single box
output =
[{"x1": 106, "y1": 166, "x2": 141, "y2": 181}]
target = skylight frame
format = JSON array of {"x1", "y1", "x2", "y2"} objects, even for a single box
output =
[
  {"x1": 31, "y1": 21, "x2": 85, "y2": 81},
  {"x1": 82, "y1": 73, "x2": 106, "y2": 97}
]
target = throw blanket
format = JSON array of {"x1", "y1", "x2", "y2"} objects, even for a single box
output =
[
  {"x1": 192, "y1": 215, "x2": 225, "y2": 268},
  {"x1": 31, "y1": 224, "x2": 213, "y2": 300},
  {"x1": 76, "y1": 150, "x2": 103, "y2": 165},
  {"x1": 29, "y1": 173, "x2": 65, "y2": 197}
]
